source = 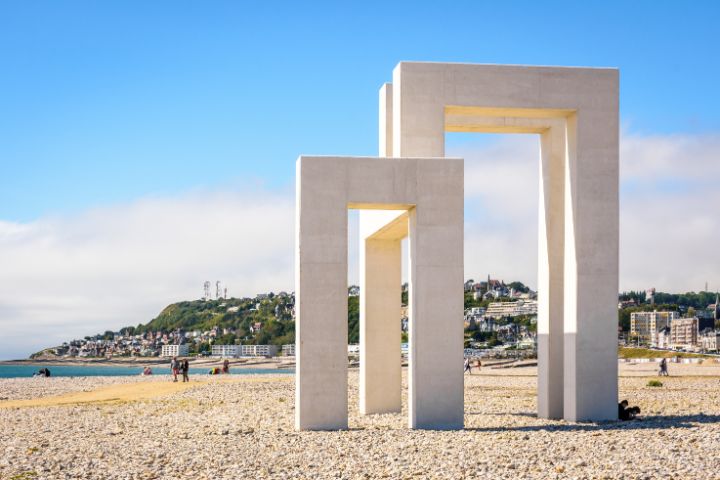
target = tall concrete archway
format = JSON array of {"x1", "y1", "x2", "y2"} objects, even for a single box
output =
[{"x1": 296, "y1": 62, "x2": 619, "y2": 430}]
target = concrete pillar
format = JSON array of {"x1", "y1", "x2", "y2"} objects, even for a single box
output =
[
  {"x1": 537, "y1": 125, "x2": 566, "y2": 419},
  {"x1": 379, "y1": 83, "x2": 393, "y2": 157},
  {"x1": 295, "y1": 157, "x2": 348, "y2": 430},
  {"x1": 563, "y1": 110, "x2": 619, "y2": 421},
  {"x1": 408, "y1": 159, "x2": 464, "y2": 429},
  {"x1": 359, "y1": 236, "x2": 402, "y2": 414}
]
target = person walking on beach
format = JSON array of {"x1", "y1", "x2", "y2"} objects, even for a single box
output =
[
  {"x1": 659, "y1": 357, "x2": 669, "y2": 376},
  {"x1": 222, "y1": 358, "x2": 230, "y2": 374},
  {"x1": 171, "y1": 356, "x2": 179, "y2": 382},
  {"x1": 181, "y1": 359, "x2": 189, "y2": 382},
  {"x1": 464, "y1": 357, "x2": 471, "y2": 374},
  {"x1": 474, "y1": 358, "x2": 482, "y2": 373}
]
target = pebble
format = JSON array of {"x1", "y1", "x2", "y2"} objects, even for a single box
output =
[{"x1": 1, "y1": 365, "x2": 719, "y2": 479}]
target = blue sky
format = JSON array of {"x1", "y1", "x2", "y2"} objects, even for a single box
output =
[
  {"x1": 1, "y1": 1, "x2": 719, "y2": 359},
  {"x1": 1, "y1": 1, "x2": 719, "y2": 221}
]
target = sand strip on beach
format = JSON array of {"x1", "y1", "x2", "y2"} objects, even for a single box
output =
[
  {"x1": 0, "y1": 375, "x2": 292, "y2": 408},
  {"x1": 0, "y1": 380, "x2": 201, "y2": 408}
]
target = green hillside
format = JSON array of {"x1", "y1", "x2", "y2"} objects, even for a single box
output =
[
  {"x1": 118, "y1": 293, "x2": 362, "y2": 348},
  {"x1": 121, "y1": 295, "x2": 295, "y2": 346}
]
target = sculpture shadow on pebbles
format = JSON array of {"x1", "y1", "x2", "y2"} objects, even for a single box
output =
[{"x1": 463, "y1": 413, "x2": 720, "y2": 433}]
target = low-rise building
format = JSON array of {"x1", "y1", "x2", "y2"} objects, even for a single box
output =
[
  {"x1": 657, "y1": 326, "x2": 671, "y2": 349},
  {"x1": 282, "y1": 344, "x2": 295, "y2": 356},
  {"x1": 485, "y1": 300, "x2": 538, "y2": 319},
  {"x1": 161, "y1": 344, "x2": 189, "y2": 357},
  {"x1": 211, "y1": 345, "x2": 239, "y2": 358},
  {"x1": 239, "y1": 344, "x2": 278, "y2": 357},
  {"x1": 701, "y1": 330, "x2": 720, "y2": 352}
]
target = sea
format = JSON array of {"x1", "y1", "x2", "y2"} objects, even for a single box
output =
[{"x1": 0, "y1": 364, "x2": 294, "y2": 378}]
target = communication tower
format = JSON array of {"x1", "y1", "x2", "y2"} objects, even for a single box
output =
[{"x1": 203, "y1": 281, "x2": 211, "y2": 301}]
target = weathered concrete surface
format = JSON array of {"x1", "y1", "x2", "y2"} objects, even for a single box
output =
[{"x1": 297, "y1": 155, "x2": 463, "y2": 430}]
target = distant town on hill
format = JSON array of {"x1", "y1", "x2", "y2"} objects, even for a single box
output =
[{"x1": 31, "y1": 279, "x2": 720, "y2": 359}]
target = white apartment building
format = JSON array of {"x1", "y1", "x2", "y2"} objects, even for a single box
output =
[
  {"x1": 161, "y1": 344, "x2": 189, "y2": 358},
  {"x1": 701, "y1": 331, "x2": 720, "y2": 352},
  {"x1": 485, "y1": 300, "x2": 538, "y2": 319},
  {"x1": 211, "y1": 345, "x2": 239, "y2": 358},
  {"x1": 630, "y1": 311, "x2": 680, "y2": 347},
  {"x1": 670, "y1": 318, "x2": 699, "y2": 350},
  {"x1": 657, "y1": 327, "x2": 671, "y2": 349},
  {"x1": 239, "y1": 344, "x2": 278, "y2": 357},
  {"x1": 282, "y1": 344, "x2": 296, "y2": 356}
]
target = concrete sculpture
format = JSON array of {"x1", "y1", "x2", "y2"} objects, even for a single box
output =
[{"x1": 296, "y1": 62, "x2": 619, "y2": 430}]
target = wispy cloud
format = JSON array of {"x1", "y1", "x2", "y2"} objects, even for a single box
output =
[
  {"x1": 0, "y1": 132, "x2": 717, "y2": 358},
  {"x1": 449, "y1": 132, "x2": 720, "y2": 293},
  {"x1": 619, "y1": 133, "x2": 720, "y2": 291},
  {"x1": 0, "y1": 187, "x2": 295, "y2": 359}
]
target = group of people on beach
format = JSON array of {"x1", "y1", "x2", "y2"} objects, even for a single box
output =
[
  {"x1": 463, "y1": 357, "x2": 482, "y2": 374},
  {"x1": 209, "y1": 359, "x2": 231, "y2": 375},
  {"x1": 170, "y1": 357, "x2": 190, "y2": 382},
  {"x1": 658, "y1": 357, "x2": 669, "y2": 376},
  {"x1": 167, "y1": 357, "x2": 234, "y2": 380}
]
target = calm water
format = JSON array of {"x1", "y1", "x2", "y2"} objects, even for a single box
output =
[{"x1": 0, "y1": 364, "x2": 294, "y2": 378}]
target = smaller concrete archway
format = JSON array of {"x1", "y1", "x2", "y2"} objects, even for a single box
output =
[{"x1": 295, "y1": 155, "x2": 463, "y2": 430}]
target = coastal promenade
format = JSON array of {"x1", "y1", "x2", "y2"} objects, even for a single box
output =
[{"x1": 2, "y1": 365, "x2": 720, "y2": 479}]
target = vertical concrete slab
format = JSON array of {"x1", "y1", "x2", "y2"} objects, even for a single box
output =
[
  {"x1": 408, "y1": 158, "x2": 464, "y2": 429},
  {"x1": 379, "y1": 83, "x2": 393, "y2": 157},
  {"x1": 537, "y1": 125, "x2": 565, "y2": 419},
  {"x1": 392, "y1": 64, "x2": 444, "y2": 158},
  {"x1": 295, "y1": 157, "x2": 349, "y2": 430},
  {"x1": 359, "y1": 237, "x2": 402, "y2": 414},
  {"x1": 564, "y1": 101, "x2": 619, "y2": 421}
]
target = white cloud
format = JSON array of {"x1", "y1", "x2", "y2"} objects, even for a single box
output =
[
  {"x1": 1, "y1": 132, "x2": 717, "y2": 359},
  {"x1": 449, "y1": 131, "x2": 720, "y2": 294},
  {"x1": 0, "y1": 187, "x2": 295, "y2": 359},
  {"x1": 619, "y1": 133, "x2": 720, "y2": 292},
  {"x1": 449, "y1": 134, "x2": 540, "y2": 288}
]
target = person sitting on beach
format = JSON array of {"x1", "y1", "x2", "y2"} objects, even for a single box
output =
[
  {"x1": 618, "y1": 400, "x2": 641, "y2": 421},
  {"x1": 34, "y1": 367, "x2": 51, "y2": 378},
  {"x1": 141, "y1": 366, "x2": 153, "y2": 376}
]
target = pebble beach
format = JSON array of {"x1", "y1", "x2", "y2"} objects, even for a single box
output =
[{"x1": 2, "y1": 363, "x2": 720, "y2": 479}]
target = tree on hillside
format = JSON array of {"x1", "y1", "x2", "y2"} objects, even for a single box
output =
[
  {"x1": 507, "y1": 281, "x2": 530, "y2": 293},
  {"x1": 348, "y1": 296, "x2": 359, "y2": 343}
]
